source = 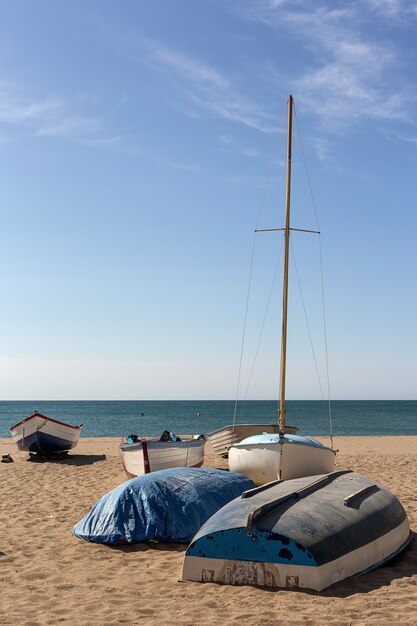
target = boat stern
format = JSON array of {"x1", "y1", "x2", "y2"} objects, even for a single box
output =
[{"x1": 182, "y1": 525, "x2": 321, "y2": 590}]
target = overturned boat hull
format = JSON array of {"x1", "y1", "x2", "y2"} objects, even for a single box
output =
[
  {"x1": 119, "y1": 437, "x2": 206, "y2": 478},
  {"x1": 182, "y1": 471, "x2": 411, "y2": 591},
  {"x1": 208, "y1": 423, "x2": 298, "y2": 458},
  {"x1": 10, "y1": 412, "x2": 82, "y2": 455}
]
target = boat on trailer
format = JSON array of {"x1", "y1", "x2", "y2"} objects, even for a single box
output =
[
  {"x1": 10, "y1": 411, "x2": 82, "y2": 457},
  {"x1": 181, "y1": 470, "x2": 411, "y2": 591},
  {"x1": 228, "y1": 95, "x2": 335, "y2": 484},
  {"x1": 119, "y1": 432, "x2": 206, "y2": 479},
  {"x1": 208, "y1": 423, "x2": 298, "y2": 458}
]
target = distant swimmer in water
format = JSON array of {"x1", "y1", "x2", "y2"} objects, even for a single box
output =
[
  {"x1": 196, "y1": 412, "x2": 201, "y2": 416},
  {"x1": 141, "y1": 412, "x2": 144, "y2": 416}
]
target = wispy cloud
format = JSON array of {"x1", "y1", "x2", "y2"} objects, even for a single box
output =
[
  {"x1": 366, "y1": 0, "x2": 417, "y2": 19},
  {"x1": 116, "y1": 38, "x2": 278, "y2": 133},
  {"x1": 219, "y1": 133, "x2": 261, "y2": 158},
  {"x1": 148, "y1": 44, "x2": 229, "y2": 91},
  {"x1": 159, "y1": 158, "x2": 202, "y2": 173},
  {"x1": 0, "y1": 86, "x2": 62, "y2": 125},
  {"x1": 36, "y1": 115, "x2": 102, "y2": 138},
  {"x1": 0, "y1": 83, "x2": 119, "y2": 147},
  {"x1": 242, "y1": 1, "x2": 416, "y2": 128}
]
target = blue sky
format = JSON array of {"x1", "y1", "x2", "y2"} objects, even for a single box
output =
[{"x1": 0, "y1": 0, "x2": 416, "y2": 400}]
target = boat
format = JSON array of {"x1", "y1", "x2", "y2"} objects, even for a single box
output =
[
  {"x1": 119, "y1": 431, "x2": 207, "y2": 478},
  {"x1": 229, "y1": 432, "x2": 335, "y2": 484},
  {"x1": 181, "y1": 470, "x2": 412, "y2": 591},
  {"x1": 10, "y1": 411, "x2": 82, "y2": 456},
  {"x1": 208, "y1": 423, "x2": 298, "y2": 458},
  {"x1": 228, "y1": 95, "x2": 335, "y2": 484},
  {"x1": 73, "y1": 467, "x2": 254, "y2": 544}
]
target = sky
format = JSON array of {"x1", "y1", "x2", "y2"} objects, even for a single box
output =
[{"x1": 0, "y1": 0, "x2": 416, "y2": 400}]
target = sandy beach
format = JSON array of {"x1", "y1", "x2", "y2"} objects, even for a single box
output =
[{"x1": 1, "y1": 436, "x2": 416, "y2": 625}]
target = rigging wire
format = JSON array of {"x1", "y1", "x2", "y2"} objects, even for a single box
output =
[
  {"x1": 293, "y1": 102, "x2": 334, "y2": 448},
  {"x1": 290, "y1": 237, "x2": 325, "y2": 400},
  {"x1": 239, "y1": 238, "x2": 285, "y2": 412},
  {"x1": 232, "y1": 126, "x2": 284, "y2": 428}
]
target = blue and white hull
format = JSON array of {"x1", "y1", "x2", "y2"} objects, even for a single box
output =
[
  {"x1": 182, "y1": 471, "x2": 411, "y2": 591},
  {"x1": 10, "y1": 412, "x2": 82, "y2": 455}
]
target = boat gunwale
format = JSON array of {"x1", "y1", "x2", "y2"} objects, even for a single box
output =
[
  {"x1": 208, "y1": 424, "x2": 297, "y2": 436},
  {"x1": 10, "y1": 412, "x2": 82, "y2": 432},
  {"x1": 120, "y1": 437, "x2": 207, "y2": 452},
  {"x1": 231, "y1": 438, "x2": 335, "y2": 454}
]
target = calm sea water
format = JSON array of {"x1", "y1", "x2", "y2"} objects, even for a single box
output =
[{"x1": 1, "y1": 400, "x2": 416, "y2": 438}]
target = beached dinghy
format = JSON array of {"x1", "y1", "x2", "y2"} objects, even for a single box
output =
[
  {"x1": 229, "y1": 433, "x2": 335, "y2": 484},
  {"x1": 10, "y1": 411, "x2": 82, "y2": 456},
  {"x1": 181, "y1": 470, "x2": 411, "y2": 591},
  {"x1": 119, "y1": 431, "x2": 206, "y2": 478},
  {"x1": 228, "y1": 95, "x2": 335, "y2": 484}
]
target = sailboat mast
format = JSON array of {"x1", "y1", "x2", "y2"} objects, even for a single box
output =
[{"x1": 279, "y1": 95, "x2": 293, "y2": 434}]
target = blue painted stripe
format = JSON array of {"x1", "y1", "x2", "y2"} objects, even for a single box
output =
[
  {"x1": 236, "y1": 433, "x2": 327, "y2": 448},
  {"x1": 17, "y1": 431, "x2": 74, "y2": 453},
  {"x1": 187, "y1": 526, "x2": 317, "y2": 567}
]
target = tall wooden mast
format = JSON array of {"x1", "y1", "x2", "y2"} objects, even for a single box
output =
[{"x1": 278, "y1": 95, "x2": 293, "y2": 435}]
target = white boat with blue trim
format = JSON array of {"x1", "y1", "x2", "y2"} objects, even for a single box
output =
[
  {"x1": 10, "y1": 411, "x2": 82, "y2": 456},
  {"x1": 182, "y1": 470, "x2": 411, "y2": 591},
  {"x1": 228, "y1": 95, "x2": 335, "y2": 484}
]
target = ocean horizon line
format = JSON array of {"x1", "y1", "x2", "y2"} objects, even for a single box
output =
[{"x1": 1, "y1": 398, "x2": 417, "y2": 403}]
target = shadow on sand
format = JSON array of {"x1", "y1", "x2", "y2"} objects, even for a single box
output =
[
  {"x1": 109, "y1": 531, "x2": 417, "y2": 595},
  {"x1": 28, "y1": 453, "x2": 107, "y2": 466},
  {"x1": 109, "y1": 542, "x2": 186, "y2": 555}
]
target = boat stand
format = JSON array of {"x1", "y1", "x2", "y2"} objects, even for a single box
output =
[{"x1": 27, "y1": 450, "x2": 69, "y2": 462}]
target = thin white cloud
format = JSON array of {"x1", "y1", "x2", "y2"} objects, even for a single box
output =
[
  {"x1": 242, "y1": 1, "x2": 415, "y2": 128},
  {"x1": 117, "y1": 38, "x2": 277, "y2": 133},
  {"x1": 75, "y1": 136, "x2": 123, "y2": 149},
  {"x1": 0, "y1": 83, "x2": 117, "y2": 147},
  {"x1": 0, "y1": 87, "x2": 62, "y2": 125},
  {"x1": 159, "y1": 159, "x2": 202, "y2": 173},
  {"x1": 148, "y1": 44, "x2": 229, "y2": 91},
  {"x1": 366, "y1": 0, "x2": 416, "y2": 19},
  {"x1": 218, "y1": 133, "x2": 261, "y2": 158},
  {"x1": 36, "y1": 115, "x2": 101, "y2": 138}
]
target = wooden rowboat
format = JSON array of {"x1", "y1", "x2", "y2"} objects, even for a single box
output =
[
  {"x1": 119, "y1": 433, "x2": 206, "y2": 478},
  {"x1": 10, "y1": 411, "x2": 82, "y2": 456}
]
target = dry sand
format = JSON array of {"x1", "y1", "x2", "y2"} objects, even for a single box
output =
[{"x1": 1, "y1": 435, "x2": 416, "y2": 625}]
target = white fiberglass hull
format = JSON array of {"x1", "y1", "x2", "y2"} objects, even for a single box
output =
[
  {"x1": 119, "y1": 437, "x2": 206, "y2": 479},
  {"x1": 208, "y1": 423, "x2": 298, "y2": 457},
  {"x1": 228, "y1": 437, "x2": 335, "y2": 485}
]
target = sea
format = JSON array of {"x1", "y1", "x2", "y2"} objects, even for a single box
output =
[{"x1": 1, "y1": 400, "x2": 417, "y2": 439}]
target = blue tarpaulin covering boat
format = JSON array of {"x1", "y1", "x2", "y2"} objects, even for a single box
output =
[{"x1": 73, "y1": 467, "x2": 254, "y2": 545}]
